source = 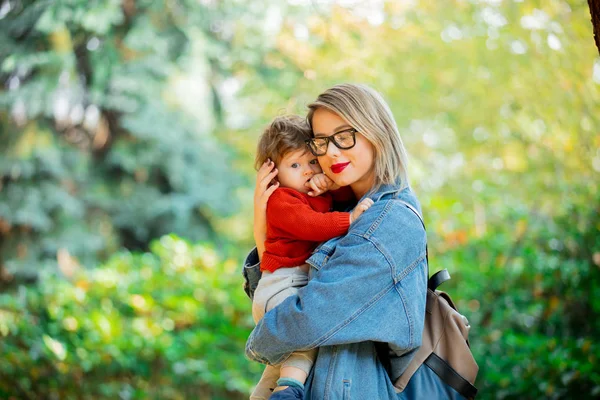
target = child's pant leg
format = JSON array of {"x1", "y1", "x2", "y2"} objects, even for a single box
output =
[
  {"x1": 250, "y1": 364, "x2": 279, "y2": 400},
  {"x1": 252, "y1": 266, "x2": 309, "y2": 323},
  {"x1": 252, "y1": 265, "x2": 316, "y2": 376}
]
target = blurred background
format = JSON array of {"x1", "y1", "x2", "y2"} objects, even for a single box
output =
[{"x1": 0, "y1": 0, "x2": 598, "y2": 398}]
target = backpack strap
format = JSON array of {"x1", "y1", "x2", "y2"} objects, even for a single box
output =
[
  {"x1": 428, "y1": 269, "x2": 451, "y2": 291},
  {"x1": 396, "y1": 200, "x2": 428, "y2": 263},
  {"x1": 396, "y1": 200, "x2": 451, "y2": 290},
  {"x1": 424, "y1": 353, "x2": 478, "y2": 399}
]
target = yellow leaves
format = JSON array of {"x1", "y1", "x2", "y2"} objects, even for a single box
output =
[
  {"x1": 48, "y1": 26, "x2": 72, "y2": 54},
  {"x1": 75, "y1": 279, "x2": 90, "y2": 291},
  {"x1": 12, "y1": 122, "x2": 55, "y2": 158},
  {"x1": 442, "y1": 229, "x2": 468, "y2": 248},
  {"x1": 502, "y1": 143, "x2": 528, "y2": 172},
  {"x1": 130, "y1": 294, "x2": 153, "y2": 314},
  {"x1": 0, "y1": 309, "x2": 17, "y2": 337},
  {"x1": 593, "y1": 252, "x2": 600, "y2": 267},
  {"x1": 63, "y1": 316, "x2": 78, "y2": 332},
  {"x1": 468, "y1": 299, "x2": 480, "y2": 313},
  {"x1": 515, "y1": 219, "x2": 528, "y2": 238},
  {"x1": 43, "y1": 334, "x2": 67, "y2": 361},
  {"x1": 58, "y1": 248, "x2": 81, "y2": 279},
  {"x1": 581, "y1": 339, "x2": 592, "y2": 353}
]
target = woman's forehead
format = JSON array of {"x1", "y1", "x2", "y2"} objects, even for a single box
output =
[{"x1": 312, "y1": 108, "x2": 351, "y2": 136}]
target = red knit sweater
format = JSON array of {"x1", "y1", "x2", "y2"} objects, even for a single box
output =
[{"x1": 261, "y1": 187, "x2": 352, "y2": 273}]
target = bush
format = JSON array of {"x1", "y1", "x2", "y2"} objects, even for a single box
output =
[
  {"x1": 0, "y1": 235, "x2": 261, "y2": 399},
  {"x1": 438, "y1": 198, "x2": 600, "y2": 399}
]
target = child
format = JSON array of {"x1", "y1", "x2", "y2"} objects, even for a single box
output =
[{"x1": 250, "y1": 115, "x2": 373, "y2": 400}]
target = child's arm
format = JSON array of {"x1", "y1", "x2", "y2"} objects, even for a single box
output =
[
  {"x1": 254, "y1": 160, "x2": 279, "y2": 260},
  {"x1": 269, "y1": 191, "x2": 374, "y2": 242}
]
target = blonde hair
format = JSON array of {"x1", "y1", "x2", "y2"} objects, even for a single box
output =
[
  {"x1": 255, "y1": 115, "x2": 312, "y2": 170},
  {"x1": 307, "y1": 83, "x2": 410, "y2": 191}
]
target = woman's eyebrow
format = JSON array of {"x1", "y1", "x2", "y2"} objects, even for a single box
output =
[{"x1": 314, "y1": 124, "x2": 353, "y2": 137}]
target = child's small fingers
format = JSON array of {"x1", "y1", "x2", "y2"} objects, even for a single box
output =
[{"x1": 309, "y1": 180, "x2": 320, "y2": 193}]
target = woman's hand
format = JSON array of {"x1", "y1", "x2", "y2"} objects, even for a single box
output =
[
  {"x1": 306, "y1": 173, "x2": 339, "y2": 197},
  {"x1": 254, "y1": 159, "x2": 279, "y2": 260}
]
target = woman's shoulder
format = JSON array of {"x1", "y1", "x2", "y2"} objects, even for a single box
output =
[{"x1": 349, "y1": 188, "x2": 425, "y2": 246}]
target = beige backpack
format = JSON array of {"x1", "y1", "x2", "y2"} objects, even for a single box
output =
[{"x1": 394, "y1": 201, "x2": 479, "y2": 399}]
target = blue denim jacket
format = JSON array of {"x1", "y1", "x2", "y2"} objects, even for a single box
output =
[{"x1": 243, "y1": 184, "x2": 464, "y2": 399}]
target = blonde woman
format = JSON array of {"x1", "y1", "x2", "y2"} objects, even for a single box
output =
[{"x1": 244, "y1": 84, "x2": 457, "y2": 399}]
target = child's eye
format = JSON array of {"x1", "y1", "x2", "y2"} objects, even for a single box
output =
[
  {"x1": 291, "y1": 163, "x2": 299, "y2": 168},
  {"x1": 310, "y1": 159, "x2": 318, "y2": 165}
]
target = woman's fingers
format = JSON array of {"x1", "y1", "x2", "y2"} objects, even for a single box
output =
[
  {"x1": 257, "y1": 161, "x2": 277, "y2": 187},
  {"x1": 263, "y1": 181, "x2": 279, "y2": 198},
  {"x1": 257, "y1": 160, "x2": 275, "y2": 181}
]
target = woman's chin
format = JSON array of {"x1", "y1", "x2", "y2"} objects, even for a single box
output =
[{"x1": 331, "y1": 175, "x2": 351, "y2": 188}]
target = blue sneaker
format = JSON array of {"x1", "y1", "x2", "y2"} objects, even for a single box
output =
[{"x1": 269, "y1": 386, "x2": 304, "y2": 400}]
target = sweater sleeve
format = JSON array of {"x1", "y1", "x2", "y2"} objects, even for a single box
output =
[
  {"x1": 267, "y1": 190, "x2": 350, "y2": 242},
  {"x1": 330, "y1": 185, "x2": 355, "y2": 203}
]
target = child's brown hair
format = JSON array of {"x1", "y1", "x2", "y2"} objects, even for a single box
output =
[{"x1": 255, "y1": 115, "x2": 312, "y2": 170}]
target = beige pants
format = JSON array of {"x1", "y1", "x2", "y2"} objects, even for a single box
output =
[{"x1": 250, "y1": 266, "x2": 317, "y2": 400}]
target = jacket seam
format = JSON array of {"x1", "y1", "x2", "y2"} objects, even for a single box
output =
[
  {"x1": 394, "y1": 283, "x2": 414, "y2": 348},
  {"x1": 364, "y1": 199, "x2": 393, "y2": 238},
  {"x1": 396, "y1": 253, "x2": 427, "y2": 283},
  {"x1": 305, "y1": 235, "x2": 396, "y2": 350}
]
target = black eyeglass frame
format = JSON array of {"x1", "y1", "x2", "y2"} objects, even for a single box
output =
[{"x1": 305, "y1": 128, "x2": 358, "y2": 156}]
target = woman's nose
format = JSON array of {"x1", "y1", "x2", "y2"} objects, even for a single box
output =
[{"x1": 326, "y1": 139, "x2": 340, "y2": 157}]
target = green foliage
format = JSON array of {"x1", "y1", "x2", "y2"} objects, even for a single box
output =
[
  {"x1": 0, "y1": 235, "x2": 261, "y2": 399},
  {"x1": 1, "y1": 0, "x2": 599, "y2": 398},
  {"x1": 0, "y1": 0, "x2": 246, "y2": 281},
  {"x1": 437, "y1": 197, "x2": 600, "y2": 399}
]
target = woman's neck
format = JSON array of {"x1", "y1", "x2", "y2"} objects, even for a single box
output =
[{"x1": 351, "y1": 173, "x2": 376, "y2": 200}]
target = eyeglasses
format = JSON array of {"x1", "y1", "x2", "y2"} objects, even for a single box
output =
[{"x1": 305, "y1": 128, "x2": 357, "y2": 156}]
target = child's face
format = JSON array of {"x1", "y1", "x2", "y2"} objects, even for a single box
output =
[{"x1": 276, "y1": 149, "x2": 323, "y2": 194}]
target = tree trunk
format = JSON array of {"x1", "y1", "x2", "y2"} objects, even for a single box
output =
[{"x1": 589, "y1": 0, "x2": 600, "y2": 55}]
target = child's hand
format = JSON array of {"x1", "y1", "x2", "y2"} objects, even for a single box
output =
[
  {"x1": 306, "y1": 173, "x2": 339, "y2": 197},
  {"x1": 350, "y1": 198, "x2": 374, "y2": 224}
]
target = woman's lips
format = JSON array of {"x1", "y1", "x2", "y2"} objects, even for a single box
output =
[{"x1": 331, "y1": 162, "x2": 350, "y2": 174}]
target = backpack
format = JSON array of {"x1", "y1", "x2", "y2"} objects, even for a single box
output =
[{"x1": 393, "y1": 200, "x2": 479, "y2": 399}]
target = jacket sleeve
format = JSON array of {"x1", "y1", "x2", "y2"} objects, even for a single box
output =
[
  {"x1": 245, "y1": 225, "x2": 428, "y2": 365},
  {"x1": 268, "y1": 191, "x2": 350, "y2": 242},
  {"x1": 242, "y1": 247, "x2": 261, "y2": 300}
]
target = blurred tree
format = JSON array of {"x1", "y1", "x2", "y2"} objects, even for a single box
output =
[{"x1": 0, "y1": 0, "x2": 262, "y2": 284}]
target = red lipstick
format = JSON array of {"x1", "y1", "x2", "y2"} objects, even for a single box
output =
[{"x1": 331, "y1": 162, "x2": 350, "y2": 174}]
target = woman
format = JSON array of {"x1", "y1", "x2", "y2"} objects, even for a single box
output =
[{"x1": 244, "y1": 84, "x2": 454, "y2": 399}]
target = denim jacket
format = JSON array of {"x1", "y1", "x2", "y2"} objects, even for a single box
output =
[{"x1": 243, "y1": 184, "x2": 464, "y2": 399}]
